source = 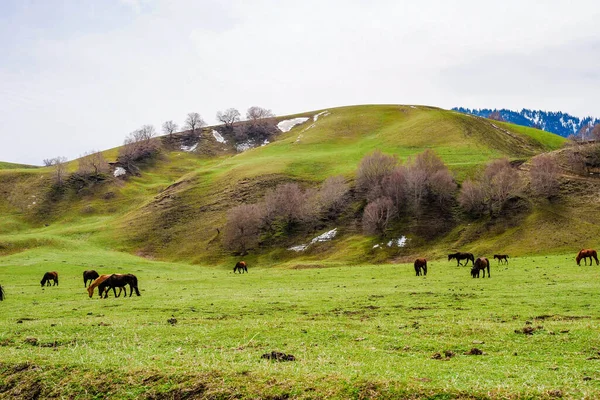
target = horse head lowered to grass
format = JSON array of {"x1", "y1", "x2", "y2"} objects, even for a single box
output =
[{"x1": 576, "y1": 249, "x2": 599, "y2": 266}]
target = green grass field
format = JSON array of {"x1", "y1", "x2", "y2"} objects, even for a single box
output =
[{"x1": 2, "y1": 246, "x2": 600, "y2": 399}]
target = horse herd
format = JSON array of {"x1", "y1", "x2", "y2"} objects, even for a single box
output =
[
  {"x1": 37, "y1": 270, "x2": 140, "y2": 299},
  {"x1": 0, "y1": 250, "x2": 597, "y2": 302},
  {"x1": 413, "y1": 248, "x2": 599, "y2": 279}
]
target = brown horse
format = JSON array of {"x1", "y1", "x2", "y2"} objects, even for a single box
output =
[
  {"x1": 41, "y1": 271, "x2": 59, "y2": 287},
  {"x1": 98, "y1": 274, "x2": 141, "y2": 298},
  {"x1": 234, "y1": 261, "x2": 248, "y2": 274},
  {"x1": 471, "y1": 257, "x2": 490, "y2": 278},
  {"x1": 448, "y1": 252, "x2": 474, "y2": 266},
  {"x1": 87, "y1": 274, "x2": 112, "y2": 298},
  {"x1": 576, "y1": 249, "x2": 599, "y2": 266},
  {"x1": 83, "y1": 270, "x2": 100, "y2": 287},
  {"x1": 414, "y1": 258, "x2": 427, "y2": 276},
  {"x1": 493, "y1": 254, "x2": 509, "y2": 265}
]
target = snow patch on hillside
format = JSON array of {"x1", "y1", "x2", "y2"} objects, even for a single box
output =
[
  {"x1": 181, "y1": 143, "x2": 198, "y2": 152},
  {"x1": 212, "y1": 130, "x2": 226, "y2": 143},
  {"x1": 113, "y1": 167, "x2": 126, "y2": 177},
  {"x1": 278, "y1": 117, "x2": 309, "y2": 132},
  {"x1": 288, "y1": 228, "x2": 338, "y2": 252},
  {"x1": 235, "y1": 141, "x2": 254, "y2": 152}
]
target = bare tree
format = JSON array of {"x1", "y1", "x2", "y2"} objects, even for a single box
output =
[
  {"x1": 246, "y1": 106, "x2": 275, "y2": 122},
  {"x1": 356, "y1": 150, "x2": 397, "y2": 197},
  {"x1": 46, "y1": 156, "x2": 68, "y2": 186},
  {"x1": 458, "y1": 180, "x2": 486, "y2": 216},
  {"x1": 382, "y1": 166, "x2": 407, "y2": 212},
  {"x1": 362, "y1": 197, "x2": 395, "y2": 235},
  {"x1": 118, "y1": 125, "x2": 161, "y2": 172},
  {"x1": 592, "y1": 124, "x2": 600, "y2": 141},
  {"x1": 404, "y1": 165, "x2": 428, "y2": 213},
  {"x1": 488, "y1": 111, "x2": 505, "y2": 122},
  {"x1": 530, "y1": 154, "x2": 560, "y2": 199},
  {"x1": 162, "y1": 120, "x2": 178, "y2": 136},
  {"x1": 483, "y1": 158, "x2": 523, "y2": 216},
  {"x1": 78, "y1": 150, "x2": 109, "y2": 176},
  {"x1": 184, "y1": 112, "x2": 206, "y2": 136},
  {"x1": 263, "y1": 183, "x2": 309, "y2": 227},
  {"x1": 216, "y1": 108, "x2": 241, "y2": 131},
  {"x1": 315, "y1": 175, "x2": 349, "y2": 217},
  {"x1": 222, "y1": 204, "x2": 264, "y2": 255}
]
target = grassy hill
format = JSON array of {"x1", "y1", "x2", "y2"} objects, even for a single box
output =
[
  {"x1": 0, "y1": 104, "x2": 575, "y2": 266},
  {"x1": 7, "y1": 104, "x2": 600, "y2": 399}
]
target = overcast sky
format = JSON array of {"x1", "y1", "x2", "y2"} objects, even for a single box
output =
[{"x1": 1, "y1": 0, "x2": 599, "y2": 165}]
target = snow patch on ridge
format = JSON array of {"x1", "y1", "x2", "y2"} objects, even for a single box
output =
[{"x1": 278, "y1": 117, "x2": 309, "y2": 132}]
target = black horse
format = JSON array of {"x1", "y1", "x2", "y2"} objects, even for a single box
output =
[
  {"x1": 448, "y1": 252, "x2": 474, "y2": 266},
  {"x1": 83, "y1": 270, "x2": 100, "y2": 287},
  {"x1": 414, "y1": 258, "x2": 427, "y2": 276},
  {"x1": 471, "y1": 257, "x2": 490, "y2": 278},
  {"x1": 233, "y1": 261, "x2": 248, "y2": 274},
  {"x1": 98, "y1": 274, "x2": 141, "y2": 298},
  {"x1": 493, "y1": 254, "x2": 509, "y2": 265},
  {"x1": 41, "y1": 271, "x2": 59, "y2": 287},
  {"x1": 0, "y1": 285, "x2": 4, "y2": 301}
]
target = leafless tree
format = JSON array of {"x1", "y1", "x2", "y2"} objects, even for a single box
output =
[
  {"x1": 222, "y1": 204, "x2": 264, "y2": 255},
  {"x1": 162, "y1": 120, "x2": 178, "y2": 136},
  {"x1": 530, "y1": 154, "x2": 560, "y2": 199},
  {"x1": 118, "y1": 125, "x2": 161, "y2": 171},
  {"x1": 488, "y1": 111, "x2": 505, "y2": 122},
  {"x1": 362, "y1": 197, "x2": 395, "y2": 235},
  {"x1": 216, "y1": 108, "x2": 241, "y2": 131},
  {"x1": 404, "y1": 165, "x2": 428, "y2": 213},
  {"x1": 78, "y1": 150, "x2": 109, "y2": 176},
  {"x1": 592, "y1": 124, "x2": 600, "y2": 141},
  {"x1": 458, "y1": 180, "x2": 486, "y2": 216},
  {"x1": 246, "y1": 106, "x2": 275, "y2": 122},
  {"x1": 315, "y1": 175, "x2": 349, "y2": 217},
  {"x1": 483, "y1": 158, "x2": 523, "y2": 215},
  {"x1": 382, "y1": 166, "x2": 407, "y2": 212},
  {"x1": 263, "y1": 183, "x2": 309, "y2": 226},
  {"x1": 46, "y1": 156, "x2": 68, "y2": 186},
  {"x1": 184, "y1": 112, "x2": 206, "y2": 136},
  {"x1": 356, "y1": 150, "x2": 397, "y2": 198}
]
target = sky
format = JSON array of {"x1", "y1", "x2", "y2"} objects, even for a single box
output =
[{"x1": 1, "y1": 0, "x2": 599, "y2": 165}]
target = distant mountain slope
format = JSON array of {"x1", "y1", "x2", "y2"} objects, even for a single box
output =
[{"x1": 453, "y1": 107, "x2": 600, "y2": 138}]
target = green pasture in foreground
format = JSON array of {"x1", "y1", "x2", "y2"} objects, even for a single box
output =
[{"x1": 1, "y1": 247, "x2": 600, "y2": 399}]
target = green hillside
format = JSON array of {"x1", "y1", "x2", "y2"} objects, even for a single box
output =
[{"x1": 0, "y1": 104, "x2": 573, "y2": 266}]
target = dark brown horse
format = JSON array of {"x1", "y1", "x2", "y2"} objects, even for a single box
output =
[
  {"x1": 414, "y1": 258, "x2": 427, "y2": 276},
  {"x1": 471, "y1": 257, "x2": 490, "y2": 278},
  {"x1": 83, "y1": 270, "x2": 100, "y2": 287},
  {"x1": 98, "y1": 274, "x2": 141, "y2": 298},
  {"x1": 234, "y1": 261, "x2": 248, "y2": 274},
  {"x1": 448, "y1": 252, "x2": 474, "y2": 266},
  {"x1": 0, "y1": 285, "x2": 4, "y2": 301},
  {"x1": 576, "y1": 249, "x2": 599, "y2": 266},
  {"x1": 493, "y1": 254, "x2": 509, "y2": 265},
  {"x1": 41, "y1": 271, "x2": 59, "y2": 287}
]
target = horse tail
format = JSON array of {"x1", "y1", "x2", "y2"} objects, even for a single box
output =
[
  {"x1": 133, "y1": 276, "x2": 141, "y2": 296},
  {"x1": 423, "y1": 263, "x2": 427, "y2": 276}
]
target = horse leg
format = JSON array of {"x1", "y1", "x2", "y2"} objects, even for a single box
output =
[{"x1": 487, "y1": 266, "x2": 490, "y2": 278}]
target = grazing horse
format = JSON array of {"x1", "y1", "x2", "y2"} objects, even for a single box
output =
[
  {"x1": 98, "y1": 274, "x2": 141, "y2": 298},
  {"x1": 576, "y1": 249, "x2": 599, "y2": 266},
  {"x1": 414, "y1": 258, "x2": 427, "y2": 276},
  {"x1": 40, "y1": 271, "x2": 59, "y2": 287},
  {"x1": 471, "y1": 257, "x2": 490, "y2": 278},
  {"x1": 87, "y1": 274, "x2": 112, "y2": 298},
  {"x1": 0, "y1": 285, "x2": 4, "y2": 301},
  {"x1": 493, "y1": 254, "x2": 509, "y2": 265},
  {"x1": 83, "y1": 270, "x2": 100, "y2": 287},
  {"x1": 448, "y1": 252, "x2": 475, "y2": 267},
  {"x1": 233, "y1": 261, "x2": 248, "y2": 274}
]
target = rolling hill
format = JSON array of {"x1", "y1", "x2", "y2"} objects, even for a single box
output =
[{"x1": 3, "y1": 104, "x2": 594, "y2": 268}]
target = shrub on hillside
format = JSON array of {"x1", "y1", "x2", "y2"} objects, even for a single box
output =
[
  {"x1": 117, "y1": 125, "x2": 161, "y2": 174},
  {"x1": 356, "y1": 150, "x2": 397, "y2": 199},
  {"x1": 78, "y1": 151, "x2": 109, "y2": 176}
]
